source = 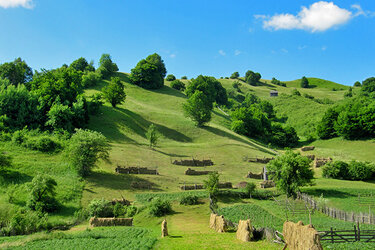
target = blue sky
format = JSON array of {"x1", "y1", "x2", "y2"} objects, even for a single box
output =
[{"x1": 0, "y1": 0, "x2": 374, "y2": 85}]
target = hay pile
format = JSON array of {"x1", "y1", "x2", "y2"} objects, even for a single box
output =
[
  {"x1": 306, "y1": 155, "x2": 315, "y2": 160},
  {"x1": 172, "y1": 159, "x2": 214, "y2": 166},
  {"x1": 209, "y1": 214, "x2": 228, "y2": 233},
  {"x1": 184, "y1": 168, "x2": 213, "y2": 175},
  {"x1": 161, "y1": 219, "x2": 168, "y2": 237},
  {"x1": 111, "y1": 198, "x2": 130, "y2": 206},
  {"x1": 260, "y1": 180, "x2": 275, "y2": 188},
  {"x1": 89, "y1": 217, "x2": 133, "y2": 227},
  {"x1": 116, "y1": 166, "x2": 158, "y2": 175},
  {"x1": 301, "y1": 146, "x2": 315, "y2": 151},
  {"x1": 246, "y1": 171, "x2": 263, "y2": 179},
  {"x1": 236, "y1": 219, "x2": 253, "y2": 242},
  {"x1": 283, "y1": 221, "x2": 322, "y2": 250},
  {"x1": 314, "y1": 157, "x2": 332, "y2": 168},
  {"x1": 131, "y1": 181, "x2": 151, "y2": 189}
]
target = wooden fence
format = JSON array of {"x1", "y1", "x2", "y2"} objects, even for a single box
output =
[
  {"x1": 297, "y1": 192, "x2": 375, "y2": 225},
  {"x1": 319, "y1": 224, "x2": 375, "y2": 243}
]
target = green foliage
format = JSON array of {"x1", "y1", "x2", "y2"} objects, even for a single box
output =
[
  {"x1": 245, "y1": 70, "x2": 261, "y2": 86},
  {"x1": 0, "y1": 152, "x2": 12, "y2": 172},
  {"x1": 130, "y1": 53, "x2": 166, "y2": 89},
  {"x1": 244, "y1": 182, "x2": 256, "y2": 198},
  {"x1": 23, "y1": 136, "x2": 60, "y2": 153},
  {"x1": 82, "y1": 71, "x2": 101, "y2": 88},
  {"x1": 0, "y1": 57, "x2": 33, "y2": 86},
  {"x1": 65, "y1": 129, "x2": 109, "y2": 177},
  {"x1": 0, "y1": 84, "x2": 40, "y2": 131},
  {"x1": 271, "y1": 77, "x2": 286, "y2": 87},
  {"x1": 300, "y1": 76, "x2": 309, "y2": 88},
  {"x1": 170, "y1": 79, "x2": 185, "y2": 91},
  {"x1": 344, "y1": 87, "x2": 353, "y2": 98},
  {"x1": 87, "y1": 93, "x2": 104, "y2": 115},
  {"x1": 135, "y1": 191, "x2": 208, "y2": 203},
  {"x1": 361, "y1": 77, "x2": 375, "y2": 94},
  {"x1": 322, "y1": 161, "x2": 349, "y2": 179},
  {"x1": 186, "y1": 75, "x2": 228, "y2": 105},
  {"x1": 145, "y1": 124, "x2": 159, "y2": 148},
  {"x1": 354, "y1": 81, "x2": 361, "y2": 87},
  {"x1": 88, "y1": 198, "x2": 114, "y2": 217},
  {"x1": 183, "y1": 91, "x2": 212, "y2": 127},
  {"x1": 291, "y1": 88, "x2": 301, "y2": 96},
  {"x1": 181, "y1": 76, "x2": 187, "y2": 80},
  {"x1": 97, "y1": 54, "x2": 118, "y2": 79},
  {"x1": 347, "y1": 161, "x2": 373, "y2": 181},
  {"x1": 303, "y1": 93, "x2": 314, "y2": 99},
  {"x1": 27, "y1": 174, "x2": 59, "y2": 213},
  {"x1": 148, "y1": 198, "x2": 172, "y2": 217},
  {"x1": 165, "y1": 74, "x2": 176, "y2": 81},
  {"x1": 46, "y1": 102, "x2": 74, "y2": 132},
  {"x1": 179, "y1": 195, "x2": 199, "y2": 205},
  {"x1": 231, "y1": 106, "x2": 269, "y2": 138},
  {"x1": 267, "y1": 151, "x2": 314, "y2": 197},
  {"x1": 102, "y1": 77, "x2": 126, "y2": 108},
  {"x1": 232, "y1": 81, "x2": 241, "y2": 89},
  {"x1": 204, "y1": 172, "x2": 220, "y2": 212},
  {"x1": 1, "y1": 209, "x2": 49, "y2": 236},
  {"x1": 70, "y1": 57, "x2": 94, "y2": 72},
  {"x1": 316, "y1": 108, "x2": 339, "y2": 139},
  {"x1": 270, "y1": 123, "x2": 299, "y2": 147},
  {"x1": 230, "y1": 72, "x2": 239, "y2": 79}
]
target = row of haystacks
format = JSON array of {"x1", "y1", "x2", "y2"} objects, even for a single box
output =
[
  {"x1": 184, "y1": 168, "x2": 215, "y2": 175},
  {"x1": 115, "y1": 166, "x2": 158, "y2": 175},
  {"x1": 89, "y1": 217, "x2": 133, "y2": 227},
  {"x1": 180, "y1": 182, "x2": 233, "y2": 190},
  {"x1": 172, "y1": 159, "x2": 214, "y2": 167}
]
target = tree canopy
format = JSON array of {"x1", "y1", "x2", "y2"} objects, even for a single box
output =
[
  {"x1": 0, "y1": 57, "x2": 33, "y2": 86},
  {"x1": 300, "y1": 76, "x2": 309, "y2": 88},
  {"x1": 102, "y1": 77, "x2": 126, "y2": 107},
  {"x1": 97, "y1": 54, "x2": 118, "y2": 79},
  {"x1": 245, "y1": 70, "x2": 261, "y2": 86},
  {"x1": 130, "y1": 53, "x2": 166, "y2": 89},
  {"x1": 183, "y1": 90, "x2": 212, "y2": 127}
]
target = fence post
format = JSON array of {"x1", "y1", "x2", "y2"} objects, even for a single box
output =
[
  {"x1": 357, "y1": 222, "x2": 360, "y2": 241},
  {"x1": 330, "y1": 227, "x2": 334, "y2": 243},
  {"x1": 354, "y1": 225, "x2": 357, "y2": 241}
]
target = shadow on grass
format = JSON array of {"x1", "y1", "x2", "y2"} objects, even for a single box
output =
[
  {"x1": 87, "y1": 171, "x2": 162, "y2": 191},
  {"x1": 303, "y1": 189, "x2": 355, "y2": 199},
  {"x1": 154, "y1": 85, "x2": 187, "y2": 99},
  {"x1": 0, "y1": 170, "x2": 32, "y2": 185},
  {"x1": 153, "y1": 149, "x2": 190, "y2": 158},
  {"x1": 212, "y1": 109, "x2": 231, "y2": 124},
  {"x1": 203, "y1": 126, "x2": 276, "y2": 156}
]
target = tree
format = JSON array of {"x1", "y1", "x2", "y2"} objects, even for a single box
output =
[
  {"x1": 267, "y1": 151, "x2": 314, "y2": 198},
  {"x1": 27, "y1": 174, "x2": 59, "y2": 213},
  {"x1": 361, "y1": 77, "x2": 375, "y2": 94},
  {"x1": 70, "y1": 57, "x2": 91, "y2": 72},
  {"x1": 204, "y1": 172, "x2": 220, "y2": 213},
  {"x1": 170, "y1": 80, "x2": 185, "y2": 91},
  {"x1": 181, "y1": 76, "x2": 188, "y2": 80},
  {"x1": 0, "y1": 57, "x2": 33, "y2": 86},
  {"x1": 102, "y1": 77, "x2": 126, "y2": 107},
  {"x1": 65, "y1": 129, "x2": 110, "y2": 177},
  {"x1": 244, "y1": 182, "x2": 256, "y2": 198},
  {"x1": 230, "y1": 72, "x2": 239, "y2": 79},
  {"x1": 45, "y1": 102, "x2": 74, "y2": 132},
  {"x1": 183, "y1": 91, "x2": 212, "y2": 127},
  {"x1": 166, "y1": 74, "x2": 176, "y2": 81},
  {"x1": 97, "y1": 54, "x2": 118, "y2": 79},
  {"x1": 130, "y1": 53, "x2": 166, "y2": 89},
  {"x1": 245, "y1": 70, "x2": 261, "y2": 86},
  {"x1": 354, "y1": 81, "x2": 361, "y2": 87},
  {"x1": 300, "y1": 76, "x2": 309, "y2": 88},
  {"x1": 146, "y1": 124, "x2": 159, "y2": 148}
]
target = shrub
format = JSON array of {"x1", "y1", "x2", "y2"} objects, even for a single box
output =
[
  {"x1": 180, "y1": 195, "x2": 199, "y2": 205},
  {"x1": 232, "y1": 81, "x2": 241, "y2": 89},
  {"x1": 170, "y1": 80, "x2": 185, "y2": 91},
  {"x1": 230, "y1": 72, "x2": 239, "y2": 79},
  {"x1": 24, "y1": 136, "x2": 60, "y2": 153},
  {"x1": 74, "y1": 208, "x2": 90, "y2": 223},
  {"x1": 88, "y1": 198, "x2": 114, "y2": 217},
  {"x1": 82, "y1": 71, "x2": 101, "y2": 88},
  {"x1": 27, "y1": 174, "x2": 59, "y2": 213},
  {"x1": 102, "y1": 77, "x2": 126, "y2": 108},
  {"x1": 181, "y1": 76, "x2": 187, "y2": 80},
  {"x1": 244, "y1": 182, "x2": 256, "y2": 198},
  {"x1": 113, "y1": 203, "x2": 127, "y2": 217},
  {"x1": 148, "y1": 198, "x2": 172, "y2": 217},
  {"x1": 322, "y1": 161, "x2": 349, "y2": 179},
  {"x1": 166, "y1": 74, "x2": 176, "y2": 81},
  {"x1": 126, "y1": 205, "x2": 138, "y2": 217},
  {"x1": 348, "y1": 161, "x2": 373, "y2": 181},
  {"x1": 291, "y1": 89, "x2": 301, "y2": 96},
  {"x1": 303, "y1": 93, "x2": 314, "y2": 99},
  {"x1": 12, "y1": 129, "x2": 27, "y2": 145}
]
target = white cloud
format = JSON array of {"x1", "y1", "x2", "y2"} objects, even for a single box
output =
[
  {"x1": 218, "y1": 50, "x2": 226, "y2": 56},
  {"x1": 170, "y1": 54, "x2": 176, "y2": 59},
  {"x1": 0, "y1": 0, "x2": 34, "y2": 9},
  {"x1": 351, "y1": 4, "x2": 375, "y2": 17},
  {"x1": 260, "y1": 1, "x2": 353, "y2": 32},
  {"x1": 234, "y1": 50, "x2": 241, "y2": 56}
]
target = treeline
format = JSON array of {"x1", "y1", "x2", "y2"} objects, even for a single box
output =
[
  {"x1": 317, "y1": 77, "x2": 375, "y2": 140},
  {"x1": 0, "y1": 54, "x2": 118, "y2": 133}
]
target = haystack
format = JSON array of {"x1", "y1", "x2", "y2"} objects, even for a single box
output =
[
  {"x1": 209, "y1": 214, "x2": 228, "y2": 233},
  {"x1": 236, "y1": 219, "x2": 253, "y2": 242},
  {"x1": 161, "y1": 219, "x2": 168, "y2": 237},
  {"x1": 283, "y1": 221, "x2": 322, "y2": 250}
]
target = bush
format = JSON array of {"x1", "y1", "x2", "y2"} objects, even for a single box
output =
[
  {"x1": 166, "y1": 74, "x2": 176, "y2": 81},
  {"x1": 348, "y1": 161, "x2": 373, "y2": 181},
  {"x1": 12, "y1": 129, "x2": 27, "y2": 145},
  {"x1": 113, "y1": 203, "x2": 127, "y2": 217},
  {"x1": 148, "y1": 198, "x2": 172, "y2": 217},
  {"x1": 291, "y1": 89, "x2": 301, "y2": 96},
  {"x1": 126, "y1": 205, "x2": 138, "y2": 217},
  {"x1": 88, "y1": 198, "x2": 114, "y2": 217},
  {"x1": 244, "y1": 182, "x2": 256, "y2": 198},
  {"x1": 82, "y1": 71, "x2": 101, "y2": 88},
  {"x1": 23, "y1": 136, "x2": 60, "y2": 153},
  {"x1": 322, "y1": 161, "x2": 349, "y2": 179},
  {"x1": 27, "y1": 174, "x2": 59, "y2": 213},
  {"x1": 230, "y1": 72, "x2": 239, "y2": 79},
  {"x1": 170, "y1": 80, "x2": 185, "y2": 91},
  {"x1": 181, "y1": 76, "x2": 187, "y2": 80},
  {"x1": 232, "y1": 81, "x2": 241, "y2": 89},
  {"x1": 180, "y1": 195, "x2": 199, "y2": 205}
]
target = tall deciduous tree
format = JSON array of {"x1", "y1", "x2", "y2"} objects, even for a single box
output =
[
  {"x1": 102, "y1": 77, "x2": 126, "y2": 108},
  {"x1": 204, "y1": 172, "x2": 220, "y2": 213},
  {"x1": 130, "y1": 53, "x2": 166, "y2": 89},
  {"x1": 183, "y1": 91, "x2": 212, "y2": 127},
  {"x1": 267, "y1": 151, "x2": 314, "y2": 198},
  {"x1": 146, "y1": 124, "x2": 159, "y2": 148},
  {"x1": 97, "y1": 54, "x2": 119, "y2": 79},
  {"x1": 0, "y1": 57, "x2": 33, "y2": 86},
  {"x1": 245, "y1": 70, "x2": 261, "y2": 86},
  {"x1": 230, "y1": 72, "x2": 239, "y2": 79},
  {"x1": 300, "y1": 76, "x2": 309, "y2": 88}
]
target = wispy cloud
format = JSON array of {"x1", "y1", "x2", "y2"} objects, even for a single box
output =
[
  {"x1": 218, "y1": 50, "x2": 226, "y2": 56},
  {"x1": 298, "y1": 45, "x2": 307, "y2": 50},
  {"x1": 234, "y1": 50, "x2": 241, "y2": 56},
  {"x1": 0, "y1": 0, "x2": 34, "y2": 9},
  {"x1": 170, "y1": 54, "x2": 176, "y2": 59},
  {"x1": 256, "y1": 1, "x2": 371, "y2": 32},
  {"x1": 321, "y1": 46, "x2": 327, "y2": 51},
  {"x1": 281, "y1": 48, "x2": 288, "y2": 53}
]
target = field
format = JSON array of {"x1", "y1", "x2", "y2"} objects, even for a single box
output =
[{"x1": 1, "y1": 73, "x2": 375, "y2": 249}]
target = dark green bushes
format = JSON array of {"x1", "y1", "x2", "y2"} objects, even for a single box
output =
[
  {"x1": 166, "y1": 74, "x2": 176, "y2": 81},
  {"x1": 323, "y1": 161, "x2": 374, "y2": 181},
  {"x1": 170, "y1": 79, "x2": 185, "y2": 91},
  {"x1": 179, "y1": 195, "x2": 199, "y2": 205},
  {"x1": 148, "y1": 198, "x2": 172, "y2": 217}
]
